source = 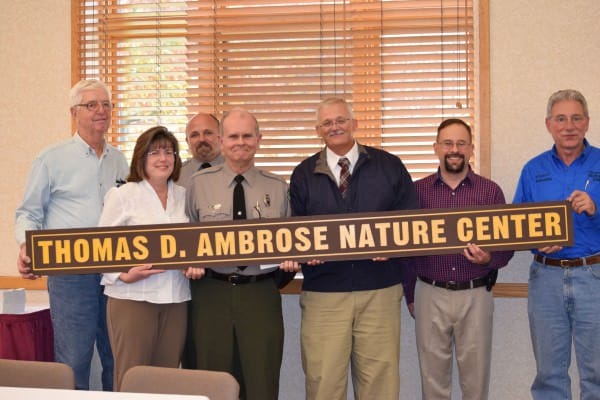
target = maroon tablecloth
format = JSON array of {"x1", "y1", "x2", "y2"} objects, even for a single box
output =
[{"x1": 0, "y1": 308, "x2": 53, "y2": 361}]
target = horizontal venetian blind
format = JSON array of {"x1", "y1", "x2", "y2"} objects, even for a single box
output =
[{"x1": 74, "y1": 0, "x2": 474, "y2": 180}]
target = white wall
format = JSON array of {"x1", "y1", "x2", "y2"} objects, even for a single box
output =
[
  {"x1": 1, "y1": 0, "x2": 71, "y2": 304},
  {"x1": 490, "y1": 0, "x2": 600, "y2": 199},
  {"x1": 2, "y1": 0, "x2": 599, "y2": 398}
]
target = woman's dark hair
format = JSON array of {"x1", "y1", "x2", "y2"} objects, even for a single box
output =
[{"x1": 128, "y1": 126, "x2": 182, "y2": 183}]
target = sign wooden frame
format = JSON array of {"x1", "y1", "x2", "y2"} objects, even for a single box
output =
[{"x1": 26, "y1": 201, "x2": 572, "y2": 275}]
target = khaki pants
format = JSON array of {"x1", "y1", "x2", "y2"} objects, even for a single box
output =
[
  {"x1": 300, "y1": 284, "x2": 403, "y2": 400},
  {"x1": 414, "y1": 279, "x2": 494, "y2": 400}
]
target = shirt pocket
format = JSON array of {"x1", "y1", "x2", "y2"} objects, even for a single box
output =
[
  {"x1": 258, "y1": 207, "x2": 282, "y2": 219},
  {"x1": 199, "y1": 204, "x2": 232, "y2": 221}
]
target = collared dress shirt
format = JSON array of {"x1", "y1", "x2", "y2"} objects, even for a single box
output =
[
  {"x1": 15, "y1": 132, "x2": 129, "y2": 245},
  {"x1": 100, "y1": 180, "x2": 191, "y2": 304},
  {"x1": 513, "y1": 139, "x2": 600, "y2": 258},
  {"x1": 325, "y1": 141, "x2": 359, "y2": 185},
  {"x1": 413, "y1": 168, "x2": 514, "y2": 284}
]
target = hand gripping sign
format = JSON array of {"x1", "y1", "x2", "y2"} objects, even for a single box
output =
[{"x1": 25, "y1": 201, "x2": 573, "y2": 275}]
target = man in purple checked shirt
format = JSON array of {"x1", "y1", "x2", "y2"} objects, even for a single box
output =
[{"x1": 406, "y1": 118, "x2": 514, "y2": 400}]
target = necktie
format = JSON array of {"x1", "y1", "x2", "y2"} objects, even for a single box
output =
[
  {"x1": 233, "y1": 175, "x2": 246, "y2": 219},
  {"x1": 198, "y1": 162, "x2": 211, "y2": 171},
  {"x1": 233, "y1": 175, "x2": 247, "y2": 270},
  {"x1": 338, "y1": 157, "x2": 351, "y2": 198}
]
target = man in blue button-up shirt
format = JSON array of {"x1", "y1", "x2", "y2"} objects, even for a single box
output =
[
  {"x1": 15, "y1": 80, "x2": 128, "y2": 390},
  {"x1": 513, "y1": 89, "x2": 600, "y2": 400}
]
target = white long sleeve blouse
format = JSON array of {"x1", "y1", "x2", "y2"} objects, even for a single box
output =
[{"x1": 99, "y1": 180, "x2": 191, "y2": 304}]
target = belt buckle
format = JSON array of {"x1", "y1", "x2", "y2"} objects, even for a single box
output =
[
  {"x1": 445, "y1": 281, "x2": 457, "y2": 290},
  {"x1": 228, "y1": 274, "x2": 240, "y2": 285},
  {"x1": 560, "y1": 259, "x2": 571, "y2": 268}
]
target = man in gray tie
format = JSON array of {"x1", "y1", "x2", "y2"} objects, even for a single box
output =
[{"x1": 178, "y1": 113, "x2": 224, "y2": 188}]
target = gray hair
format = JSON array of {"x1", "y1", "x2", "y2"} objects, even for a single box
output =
[
  {"x1": 546, "y1": 89, "x2": 589, "y2": 118},
  {"x1": 316, "y1": 97, "x2": 355, "y2": 121},
  {"x1": 69, "y1": 80, "x2": 111, "y2": 108}
]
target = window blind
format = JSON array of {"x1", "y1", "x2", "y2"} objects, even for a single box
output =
[{"x1": 73, "y1": 0, "x2": 477, "y2": 180}]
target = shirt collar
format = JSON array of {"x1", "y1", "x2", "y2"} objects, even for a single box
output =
[
  {"x1": 326, "y1": 141, "x2": 359, "y2": 172},
  {"x1": 73, "y1": 131, "x2": 107, "y2": 157},
  {"x1": 551, "y1": 138, "x2": 590, "y2": 162},
  {"x1": 141, "y1": 178, "x2": 174, "y2": 194},
  {"x1": 190, "y1": 153, "x2": 225, "y2": 169},
  {"x1": 434, "y1": 165, "x2": 475, "y2": 188},
  {"x1": 222, "y1": 162, "x2": 258, "y2": 188}
]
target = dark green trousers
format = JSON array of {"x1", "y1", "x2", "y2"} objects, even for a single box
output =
[{"x1": 189, "y1": 276, "x2": 283, "y2": 400}]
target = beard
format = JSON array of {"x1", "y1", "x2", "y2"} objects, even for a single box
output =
[
  {"x1": 195, "y1": 142, "x2": 213, "y2": 159},
  {"x1": 444, "y1": 153, "x2": 466, "y2": 174}
]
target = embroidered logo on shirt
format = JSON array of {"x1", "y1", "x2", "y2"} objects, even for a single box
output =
[{"x1": 535, "y1": 173, "x2": 552, "y2": 183}]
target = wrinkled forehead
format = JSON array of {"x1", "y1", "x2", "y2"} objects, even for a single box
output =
[
  {"x1": 549, "y1": 99, "x2": 586, "y2": 116},
  {"x1": 318, "y1": 103, "x2": 351, "y2": 120}
]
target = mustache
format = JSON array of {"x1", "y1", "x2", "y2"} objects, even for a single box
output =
[
  {"x1": 445, "y1": 152, "x2": 464, "y2": 160},
  {"x1": 327, "y1": 129, "x2": 345, "y2": 136},
  {"x1": 195, "y1": 142, "x2": 212, "y2": 150}
]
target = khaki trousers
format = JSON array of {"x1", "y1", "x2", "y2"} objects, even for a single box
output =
[
  {"x1": 106, "y1": 297, "x2": 187, "y2": 391},
  {"x1": 414, "y1": 279, "x2": 494, "y2": 400},
  {"x1": 300, "y1": 284, "x2": 403, "y2": 400}
]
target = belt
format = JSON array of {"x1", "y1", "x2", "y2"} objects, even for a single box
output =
[
  {"x1": 205, "y1": 269, "x2": 275, "y2": 285},
  {"x1": 534, "y1": 254, "x2": 600, "y2": 268},
  {"x1": 419, "y1": 275, "x2": 488, "y2": 291}
]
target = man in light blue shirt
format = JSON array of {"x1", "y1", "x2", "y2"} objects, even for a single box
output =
[
  {"x1": 513, "y1": 89, "x2": 600, "y2": 400},
  {"x1": 16, "y1": 80, "x2": 129, "y2": 390}
]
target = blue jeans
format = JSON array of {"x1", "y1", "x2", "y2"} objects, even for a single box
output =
[
  {"x1": 47, "y1": 274, "x2": 114, "y2": 390},
  {"x1": 528, "y1": 259, "x2": 600, "y2": 400}
]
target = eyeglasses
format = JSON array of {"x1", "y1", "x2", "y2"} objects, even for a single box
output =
[
  {"x1": 75, "y1": 101, "x2": 113, "y2": 112},
  {"x1": 438, "y1": 140, "x2": 470, "y2": 150},
  {"x1": 550, "y1": 114, "x2": 587, "y2": 126},
  {"x1": 318, "y1": 117, "x2": 352, "y2": 129},
  {"x1": 147, "y1": 149, "x2": 176, "y2": 157}
]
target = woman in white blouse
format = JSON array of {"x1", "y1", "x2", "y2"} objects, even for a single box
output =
[{"x1": 99, "y1": 126, "x2": 200, "y2": 391}]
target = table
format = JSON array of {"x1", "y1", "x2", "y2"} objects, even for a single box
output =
[
  {"x1": 0, "y1": 308, "x2": 53, "y2": 361},
  {"x1": 0, "y1": 386, "x2": 209, "y2": 400}
]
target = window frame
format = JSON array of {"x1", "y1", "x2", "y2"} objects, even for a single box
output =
[{"x1": 70, "y1": 0, "x2": 491, "y2": 179}]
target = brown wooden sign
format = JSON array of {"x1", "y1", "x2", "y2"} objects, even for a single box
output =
[{"x1": 25, "y1": 201, "x2": 573, "y2": 275}]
